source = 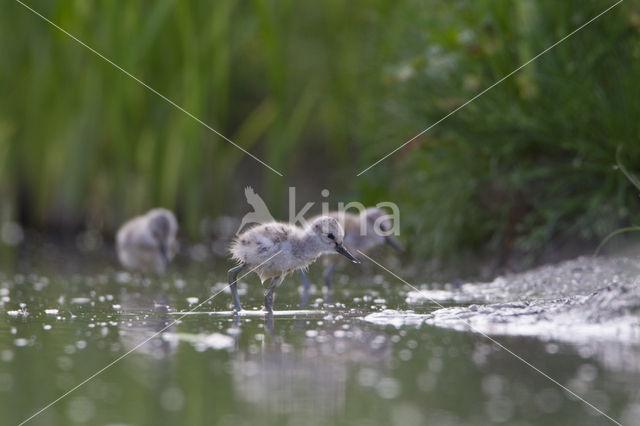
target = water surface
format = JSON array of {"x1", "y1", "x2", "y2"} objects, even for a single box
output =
[{"x1": 1, "y1": 248, "x2": 639, "y2": 425}]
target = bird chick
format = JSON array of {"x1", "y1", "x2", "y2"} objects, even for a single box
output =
[
  {"x1": 299, "y1": 207, "x2": 402, "y2": 304},
  {"x1": 228, "y1": 216, "x2": 360, "y2": 313},
  {"x1": 337, "y1": 207, "x2": 403, "y2": 254},
  {"x1": 116, "y1": 208, "x2": 179, "y2": 275}
]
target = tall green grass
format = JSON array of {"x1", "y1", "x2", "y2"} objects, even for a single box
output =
[
  {"x1": 0, "y1": 0, "x2": 388, "y2": 233},
  {"x1": 0, "y1": 0, "x2": 639, "y2": 264}
]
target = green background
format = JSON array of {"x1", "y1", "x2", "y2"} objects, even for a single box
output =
[{"x1": 1, "y1": 0, "x2": 639, "y2": 265}]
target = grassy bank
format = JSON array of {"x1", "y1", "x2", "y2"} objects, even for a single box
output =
[{"x1": 1, "y1": 0, "x2": 639, "y2": 266}]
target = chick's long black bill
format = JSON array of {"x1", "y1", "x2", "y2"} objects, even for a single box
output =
[
  {"x1": 159, "y1": 243, "x2": 170, "y2": 266},
  {"x1": 335, "y1": 243, "x2": 360, "y2": 264},
  {"x1": 385, "y1": 235, "x2": 404, "y2": 252}
]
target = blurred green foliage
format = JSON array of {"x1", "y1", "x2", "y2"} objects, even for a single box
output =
[
  {"x1": 361, "y1": 0, "x2": 640, "y2": 263},
  {"x1": 1, "y1": 0, "x2": 639, "y2": 263}
]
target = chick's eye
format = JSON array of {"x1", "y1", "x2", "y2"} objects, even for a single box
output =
[{"x1": 327, "y1": 233, "x2": 335, "y2": 240}]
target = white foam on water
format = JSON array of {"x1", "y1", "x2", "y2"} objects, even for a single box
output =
[
  {"x1": 406, "y1": 288, "x2": 474, "y2": 304},
  {"x1": 164, "y1": 332, "x2": 235, "y2": 351},
  {"x1": 168, "y1": 309, "x2": 326, "y2": 317},
  {"x1": 363, "y1": 310, "x2": 431, "y2": 328},
  {"x1": 427, "y1": 294, "x2": 640, "y2": 345}
]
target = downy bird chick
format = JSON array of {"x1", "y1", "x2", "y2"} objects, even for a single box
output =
[
  {"x1": 229, "y1": 216, "x2": 360, "y2": 313},
  {"x1": 299, "y1": 207, "x2": 402, "y2": 304},
  {"x1": 117, "y1": 208, "x2": 179, "y2": 275}
]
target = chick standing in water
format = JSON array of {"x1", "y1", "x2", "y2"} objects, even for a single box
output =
[
  {"x1": 229, "y1": 216, "x2": 360, "y2": 313},
  {"x1": 299, "y1": 207, "x2": 403, "y2": 304},
  {"x1": 116, "y1": 208, "x2": 179, "y2": 275}
]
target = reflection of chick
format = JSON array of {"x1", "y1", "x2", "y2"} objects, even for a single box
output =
[
  {"x1": 116, "y1": 208, "x2": 179, "y2": 275},
  {"x1": 237, "y1": 186, "x2": 275, "y2": 234},
  {"x1": 231, "y1": 324, "x2": 391, "y2": 422}
]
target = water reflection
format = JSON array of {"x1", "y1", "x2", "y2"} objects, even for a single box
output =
[
  {"x1": 119, "y1": 306, "x2": 395, "y2": 422},
  {"x1": 3, "y1": 248, "x2": 640, "y2": 425},
  {"x1": 230, "y1": 313, "x2": 392, "y2": 421},
  {"x1": 119, "y1": 290, "x2": 177, "y2": 359}
]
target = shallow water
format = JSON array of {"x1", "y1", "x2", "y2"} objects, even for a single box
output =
[{"x1": 1, "y1": 250, "x2": 640, "y2": 425}]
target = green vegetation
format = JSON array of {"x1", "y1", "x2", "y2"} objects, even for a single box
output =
[
  {"x1": 1, "y1": 0, "x2": 639, "y2": 264},
  {"x1": 595, "y1": 147, "x2": 640, "y2": 255}
]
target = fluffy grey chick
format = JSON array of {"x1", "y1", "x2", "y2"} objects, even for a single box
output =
[
  {"x1": 117, "y1": 208, "x2": 179, "y2": 275},
  {"x1": 229, "y1": 216, "x2": 359, "y2": 313}
]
